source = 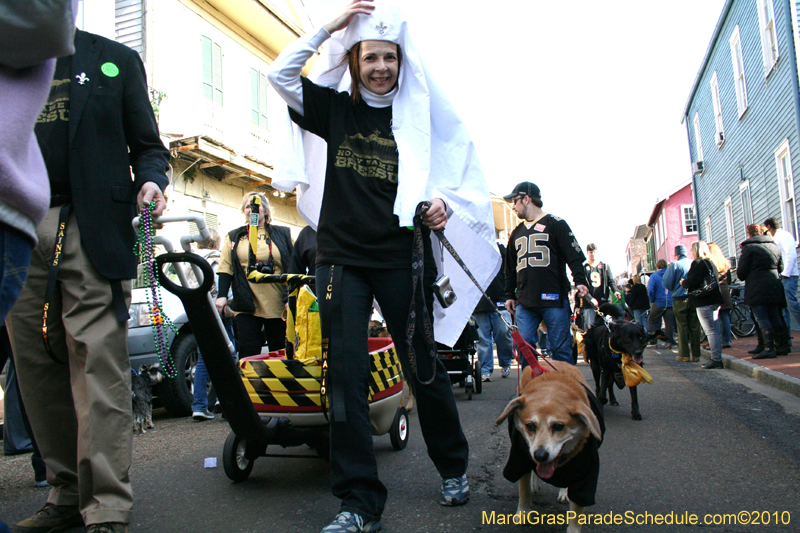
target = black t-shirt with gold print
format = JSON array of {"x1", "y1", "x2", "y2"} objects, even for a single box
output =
[
  {"x1": 289, "y1": 77, "x2": 431, "y2": 269},
  {"x1": 35, "y1": 55, "x2": 72, "y2": 198}
]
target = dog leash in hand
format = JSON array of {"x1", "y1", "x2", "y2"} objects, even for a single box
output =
[
  {"x1": 405, "y1": 204, "x2": 439, "y2": 386},
  {"x1": 413, "y1": 202, "x2": 553, "y2": 376}
]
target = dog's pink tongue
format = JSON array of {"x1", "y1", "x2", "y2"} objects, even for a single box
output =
[{"x1": 536, "y1": 461, "x2": 556, "y2": 480}]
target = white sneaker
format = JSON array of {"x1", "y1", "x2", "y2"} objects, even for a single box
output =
[
  {"x1": 481, "y1": 374, "x2": 492, "y2": 382},
  {"x1": 192, "y1": 409, "x2": 214, "y2": 421},
  {"x1": 501, "y1": 366, "x2": 511, "y2": 378}
]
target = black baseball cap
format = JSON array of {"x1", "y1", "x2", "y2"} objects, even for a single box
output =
[{"x1": 503, "y1": 182, "x2": 541, "y2": 201}]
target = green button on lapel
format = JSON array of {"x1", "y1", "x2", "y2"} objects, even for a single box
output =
[{"x1": 101, "y1": 62, "x2": 119, "y2": 77}]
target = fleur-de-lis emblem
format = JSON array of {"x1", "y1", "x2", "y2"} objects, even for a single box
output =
[
  {"x1": 376, "y1": 21, "x2": 388, "y2": 35},
  {"x1": 75, "y1": 72, "x2": 89, "y2": 85}
]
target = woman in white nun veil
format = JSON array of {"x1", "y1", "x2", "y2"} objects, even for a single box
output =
[{"x1": 268, "y1": 1, "x2": 498, "y2": 531}]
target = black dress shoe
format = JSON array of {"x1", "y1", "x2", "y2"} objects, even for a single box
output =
[{"x1": 703, "y1": 360, "x2": 723, "y2": 369}]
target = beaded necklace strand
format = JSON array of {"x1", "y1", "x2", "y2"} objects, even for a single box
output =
[{"x1": 134, "y1": 201, "x2": 179, "y2": 378}]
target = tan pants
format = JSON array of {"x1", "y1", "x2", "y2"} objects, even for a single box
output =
[{"x1": 7, "y1": 207, "x2": 133, "y2": 525}]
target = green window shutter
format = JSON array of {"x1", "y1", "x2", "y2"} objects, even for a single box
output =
[
  {"x1": 259, "y1": 73, "x2": 268, "y2": 130},
  {"x1": 201, "y1": 36, "x2": 213, "y2": 101},
  {"x1": 250, "y1": 68, "x2": 259, "y2": 125},
  {"x1": 213, "y1": 42, "x2": 223, "y2": 106}
]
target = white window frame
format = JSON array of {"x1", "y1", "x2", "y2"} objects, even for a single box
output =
[
  {"x1": 739, "y1": 179, "x2": 754, "y2": 232},
  {"x1": 250, "y1": 68, "x2": 269, "y2": 130},
  {"x1": 724, "y1": 197, "x2": 735, "y2": 257},
  {"x1": 756, "y1": 0, "x2": 780, "y2": 75},
  {"x1": 202, "y1": 35, "x2": 223, "y2": 106},
  {"x1": 729, "y1": 26, "x2": 749, "y2": 118},
  {"x1": 693, "y1": 112, "x2": 704, "y2": 162},
  {"x1": 681, "y1": 205, "x2": 698, "y2": 235},
  {"x1": 775, "y1": 139, "x2": 799, "y2": 240},
  {"x1": 710, "y1": 72, "x2": 725, "y2": 146},
  {"x1": 659, "y1": 211, "x2": 667, "y2": 246},
  {"x1": 705, "y1": 216, "x2": 713, "y2": 243}
]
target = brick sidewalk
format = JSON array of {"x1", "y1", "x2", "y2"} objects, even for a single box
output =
[{"x1": 722, "y1": 332, "x2": 800, "y2": 380}]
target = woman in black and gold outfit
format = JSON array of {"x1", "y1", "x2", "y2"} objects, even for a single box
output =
[{"x1": 216, "y1": 191, "x2": 293, "y2": 358}]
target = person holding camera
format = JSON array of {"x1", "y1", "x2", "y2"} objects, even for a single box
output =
[
  {"x1": 268, "y1": 1, "x2": 498, "y2": 530},
  {"x1": 216, "y1": 191, "x2": 293, "y2": 358},
  {"x1": 503, "y1": 182, "x2": 589, "y2": 365}
]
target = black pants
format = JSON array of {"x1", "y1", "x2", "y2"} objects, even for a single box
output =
[
  {"x1": 317, "y1": 264, "x2": 469, "y2": 521},
  {"x1": 233, "y1": 314, "x2": 285, "y2": 358}
]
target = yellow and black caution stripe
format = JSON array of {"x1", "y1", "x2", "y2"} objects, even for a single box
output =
[
  {"x1": 368, "y1": 347, "x2": 403, "y2": 401},
  {"x1": 240, "y1": 344, "x2": 403, "y2": 411}
]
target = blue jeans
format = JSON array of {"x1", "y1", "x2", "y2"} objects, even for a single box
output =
[
  {"x1": 781, "y1": 276, "x2": 800, "y2": 330},
  {"x1": 718, "y1": 308, "x2": 731, "y2": 345},
  {"x1": 516, "y1": 299, "x2": 574, "y2": 364},
  {"x1": 474, "y1": 309, "x2": 514, "y2": 375},
  {"x1": 192, "y1": 318, "x2": 235, "y2": 412},
  {"x1": 695, "y1": 304, "x2": 721, "y2": 362},
  {"x1": 633, "y1": 309, "x2": 648, "y2": 332},
  {"x1": 0, "y1": 224, "x2": 33, "y2": 324}
]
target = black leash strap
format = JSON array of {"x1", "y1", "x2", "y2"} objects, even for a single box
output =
[
  {"x1": 406, "y1": 205, "x2": 438, "y2": 385},
  {"x1": 42, "y1": 204, "x2": 71, "y2": 365},
  {"x1": 320, "y1": 265, "x2": 344, "y2": 422}
]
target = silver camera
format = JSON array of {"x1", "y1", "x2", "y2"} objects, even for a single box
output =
[{"x1": 433, "y1": 275, "x2": 457, "y2": 308}]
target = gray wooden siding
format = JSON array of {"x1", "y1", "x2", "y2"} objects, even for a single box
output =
[
  {"x1": 116, "y1": 0, "x2": 144, "y2": 55},
  {"x1": 687, "y1": 0, "x2": 800, "y2": 260}
]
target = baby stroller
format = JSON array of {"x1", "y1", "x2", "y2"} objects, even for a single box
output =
[
  {"x1": 144, "y1": 215, "x2": 411, "y2": 482},
  {"x1": 437, "y1": 317, "x2": 482, "y2": 400}
]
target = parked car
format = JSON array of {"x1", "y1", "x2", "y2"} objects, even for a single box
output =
[{"x1": 128, "y1": 263, "x2": 199, "y2": 417}]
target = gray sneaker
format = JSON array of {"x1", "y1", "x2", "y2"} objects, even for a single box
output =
[
  {"x1": 320, "y1": 512, "x2": 381, "y2": 532},
  {"x1": 501, "y1": 366, "x2": 511, "y2": 378},
  {"x1": 440, "y1": 474, "x2": 470, "y2": 506},
  {"x1": 192, "y1": 409, "x2": 214, "y2": 421},
  {"x1": 15, "y1": 503, "x2": 84, "y2": 533},
  {"x1": 481, "y1": 373, "x2": 492, "y2": 382}
]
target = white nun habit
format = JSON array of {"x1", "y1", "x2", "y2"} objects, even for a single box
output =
[{"x1": 270, "y1": 2, "x2": 500, "y2": 347}]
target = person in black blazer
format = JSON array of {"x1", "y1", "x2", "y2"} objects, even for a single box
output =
[{"x1": 7, "y1": 29, "x2": 169, "y2": 533}]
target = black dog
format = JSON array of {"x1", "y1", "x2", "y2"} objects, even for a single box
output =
[
  {"x1": 583, "y1": 304, "x2": 648, "y2": 421},
  {"x1": 132, "y1": 364, "x2": 164, "y2": 434}
]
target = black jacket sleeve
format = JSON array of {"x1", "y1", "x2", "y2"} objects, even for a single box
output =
[{"x1": 504, "y1": 229, "x2": 519, "y2": 301}]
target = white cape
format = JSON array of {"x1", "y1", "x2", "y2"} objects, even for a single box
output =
[{"x1": 272, "y1": 1, "x2": 500, "y2": 346}]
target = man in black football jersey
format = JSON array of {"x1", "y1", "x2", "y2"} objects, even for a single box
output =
[
  {"x1": 583, "y1": 243, "x2": 621, "y2": 327},
  {"x1": 503, "y1": 182, "x2": 589, "y2": 364}
]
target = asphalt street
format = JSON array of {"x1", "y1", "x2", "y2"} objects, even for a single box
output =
[{"x1": 2, "y1": 346, "x2": 800, "y2": 532}]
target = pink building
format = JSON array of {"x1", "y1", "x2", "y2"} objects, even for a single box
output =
[{"x1": 646, "y1": 180, "x2": 698, "y2": 267}]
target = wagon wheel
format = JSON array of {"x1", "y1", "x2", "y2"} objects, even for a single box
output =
[
  {"x1": 473, "y1": 361, "x2": 482, "y2": 395},
  {"x1": 390, "y1": 406, "x2": 410, "y2": 450},
  {"x1": 223, "y1": 431, "x2": 255, "y2": 482}
]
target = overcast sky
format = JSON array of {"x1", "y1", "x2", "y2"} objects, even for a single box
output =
[{"x1": 299, "y1": 0, "x2": 728, "y2": 274}]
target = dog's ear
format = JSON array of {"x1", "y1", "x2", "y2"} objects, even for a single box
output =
[
  {"x1": 496, "y1": 396, "x2": 525, "y2": 426},
  {"x1": 139, "y1": 365, "x2": 148, "y2": 375},
  {"x1": 572, "y1": 402, "x2": 602, "y2": 441}
]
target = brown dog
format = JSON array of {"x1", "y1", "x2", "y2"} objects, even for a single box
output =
[{"x1": 497, "y1": 362, "x2": 604, "y2": 533}]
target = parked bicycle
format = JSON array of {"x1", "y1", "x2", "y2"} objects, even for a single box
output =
[{"x1": 729, "y1": 284, "x2": 756, "y2": 337}]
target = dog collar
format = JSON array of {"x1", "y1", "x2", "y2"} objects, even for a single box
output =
[{"x1": 608, "y1": 338, "x2": 625, "y2": 358}]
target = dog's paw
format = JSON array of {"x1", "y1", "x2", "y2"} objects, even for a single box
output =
[
  {"x1": 610, "y1": 399, "x2": 619, "y2": 406},
  {"x1": 557, "y1": 488, "x2": 569, "y2": 504},
  {"x1": 599, "y1": 397, "x2": 608, "y2": 405},
  {"x1": 632, "y1": 412, "x2": 642, "y2": 421},
  {"x1": 530, "y1": 474, "x2": 541, "y2": 494}
]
